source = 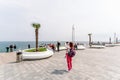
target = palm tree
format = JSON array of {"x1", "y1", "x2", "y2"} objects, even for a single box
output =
[{"x1": 32, "y1": 23, "x2": 41, "y2": 52}]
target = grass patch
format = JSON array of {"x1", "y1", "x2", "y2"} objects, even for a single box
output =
[{"x1": 25, "y1": 47, "x2": 47, "y2": 52}]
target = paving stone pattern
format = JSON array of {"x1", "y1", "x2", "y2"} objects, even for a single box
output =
[{"x1": 0, "y1": 47, "x2": 120, "y2": 80}]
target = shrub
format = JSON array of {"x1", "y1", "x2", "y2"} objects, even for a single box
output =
[{"x1": 25, "y1": 47, "x2": 47, "y2": 52}]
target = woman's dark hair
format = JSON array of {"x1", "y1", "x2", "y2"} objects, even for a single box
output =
[{"x1": 69, "y1": 42, "x2": 73, "y2": 48}]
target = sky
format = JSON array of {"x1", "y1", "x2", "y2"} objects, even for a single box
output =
[{"x1": 0, "y1": 0, "x2": 120, "y2": 42}]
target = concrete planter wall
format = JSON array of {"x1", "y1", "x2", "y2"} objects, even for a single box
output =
[{"x1": 22, "y1": 49, "x2": 54, "y2": 60}]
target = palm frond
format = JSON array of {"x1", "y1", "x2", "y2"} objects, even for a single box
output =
[{"x1": 32, "y1": 23, "x2": 41, "y2": 29}]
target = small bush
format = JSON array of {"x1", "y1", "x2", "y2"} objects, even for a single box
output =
[{"x1": 25, "y1": 47, "x2": 47, "y2": 52}]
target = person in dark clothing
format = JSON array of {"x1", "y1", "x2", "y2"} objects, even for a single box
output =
[
  {"x1": 74, "y1": 43, "x2": 78, "y2": 50},
  {"x1": 51, "y1": 44, "x2": 55, "y2": 53},
  {"x1": 28, "y1": 44, "x2": 30, "y2": 49},
  {"x1": 6, "y1": 47, "x2": 9, "y2": 52},
  {"x1": 57, "y1": 42, "x2": 61, "y2": 52},
  {"x1": 9, "y1": 45, "x2": 13, "y2": 52},
  {"x1": 14, "y1": 45, "x2": 16, "y2": 49}
]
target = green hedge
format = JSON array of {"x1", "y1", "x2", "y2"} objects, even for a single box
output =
[{"x1": 25, "y1": 47, "x2": 47, "y2": 52}]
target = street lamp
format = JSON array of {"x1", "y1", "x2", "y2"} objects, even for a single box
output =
[{"x1": 88, "y1": 33, "x2": 92, "y2": 47}]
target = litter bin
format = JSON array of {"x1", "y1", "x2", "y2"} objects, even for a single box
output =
[{"x1": 16, "y1": 52, "x2": 22, "y2": 62}]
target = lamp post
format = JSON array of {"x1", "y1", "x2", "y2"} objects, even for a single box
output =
[
  {"x1": 116, "y1": 37, "x2": 118, "y2": 44},
  {"x1": 109, "y1": 37, "x2": 111, "y2": 44},
  {"x1": 72, "y1": 25, "x2": 75, "y2": 43},
  {"x1": 114, "y1": 33, "x2": 116, "y2": 44},
  {"x1": 88, "y1": 33, "x2": 92, "y2": 47}
]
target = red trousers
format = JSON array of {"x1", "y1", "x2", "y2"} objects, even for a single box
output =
[{"x1": 66, "y1": 53, "x2": 72, "y2": 71}]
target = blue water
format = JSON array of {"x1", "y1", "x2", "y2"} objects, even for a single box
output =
[{"x1": 0, "y1": 41, "x2": 88, "y2": 53}]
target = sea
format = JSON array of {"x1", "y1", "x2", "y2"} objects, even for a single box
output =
[{"x1": 0, "y1": 41, "x2": 88, "y2": 53}]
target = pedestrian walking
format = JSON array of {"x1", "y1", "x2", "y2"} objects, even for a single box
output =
[
  {"x1": 56, "y1": 41, "x2": 61, "y2": 52},
  {"x1": 14, "y1": 45, "x2": 16, "y2": 49},
  {"x1": 6, "y1": 47, "x2": 9, "y2": 52},
  {"x1": 9, "y1": 45, "x2": 13, "y2": 52},
  {"x1": 74, "y1": 43, "x2": 78, "y2": 50},
  {"x1": 28, "y1": 44, "x2": 30, "y2": 49},
  {"x1": 65, "y1": 42, "x2": 76, "y2": 71},
  {"x1": 51, "y1": 44, "x2": 55, "y2": 53}
]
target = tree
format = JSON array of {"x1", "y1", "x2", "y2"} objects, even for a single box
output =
[{"x1": 32, "y1": 23, "x2": 41, "y2": 51}]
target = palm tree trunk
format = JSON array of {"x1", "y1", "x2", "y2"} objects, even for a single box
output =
[{"x1": 35, "y1": 29, "x2": 38, "y2": 51}]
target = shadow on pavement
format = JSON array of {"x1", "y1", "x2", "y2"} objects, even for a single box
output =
[{"x1": 51, "y1": 69, "x2": 68, "y2": 75}]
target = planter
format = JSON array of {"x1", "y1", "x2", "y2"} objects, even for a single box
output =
[
  {"x1": 55, "y1": 46, "x2": 67, "y2": 51},
  {"x1": 21, "y1": 49, "x2": 54, "y2": 60},
  {"x1": 77, "y1": 45, "x2": 86, "y2": 50}
]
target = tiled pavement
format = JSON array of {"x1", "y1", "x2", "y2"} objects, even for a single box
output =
[{"x1": 1, "y1": 47, "x2": 120, "y2": 80}]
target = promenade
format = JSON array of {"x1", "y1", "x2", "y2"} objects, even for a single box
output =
[{"x1": 0, "y1": 46, "x2": 120, "y2": 80}]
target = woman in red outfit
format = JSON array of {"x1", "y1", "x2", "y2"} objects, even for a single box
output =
[{"x1": 66, "y1": 42, "x2": 75, "y2": 71}]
